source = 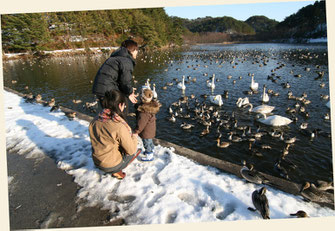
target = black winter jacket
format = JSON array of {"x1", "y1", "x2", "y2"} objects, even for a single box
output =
[{"x1": 92, "y1": 47, "x2": 135, "y2": 97}]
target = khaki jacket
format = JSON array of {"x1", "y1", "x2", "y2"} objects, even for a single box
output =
[{"x1": 89, "y1": 116, "x2": 138, "y2": 169}]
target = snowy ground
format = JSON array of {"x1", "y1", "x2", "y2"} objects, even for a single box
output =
[{"x1": 4, "y1": 90, "x2": 335, "y2": 225}]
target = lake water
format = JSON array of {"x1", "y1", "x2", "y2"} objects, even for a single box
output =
[{"x1": 3, "y1": 43, "x2": 332, "y2": 185}]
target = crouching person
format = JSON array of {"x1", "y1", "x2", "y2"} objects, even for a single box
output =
[
  {"x1": 134, "y1": 89, "x2": 162, "y2": 161},
  {"x1": 89, "y1": 90, "x2": 141, "y2": 180}
]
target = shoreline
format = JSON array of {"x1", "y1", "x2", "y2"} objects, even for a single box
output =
[
  {"x1": 4, "y1": 86, "x2": 334, "y2": 210},
  {"x1": 2, "y1": 39, "x2": 327, "y2": 61}
]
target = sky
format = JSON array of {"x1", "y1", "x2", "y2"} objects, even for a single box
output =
[
  {"x1": 164, "y1": 1, "x2": 315, "y2": 22},
  {"x1": 4, "y1": 89, "x2": 335, "y2": 227}
]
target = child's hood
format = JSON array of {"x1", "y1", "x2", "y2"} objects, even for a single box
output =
[{"x1": 137, "y1": 100, "x2": 162, "y2": 114}]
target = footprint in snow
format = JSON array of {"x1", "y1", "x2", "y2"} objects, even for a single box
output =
[{"x1": 146, "y1": 188, "x2": 167, "y2": 208}]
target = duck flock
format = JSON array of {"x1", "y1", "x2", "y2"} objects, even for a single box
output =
[
  {"x1": 4, "y1": 44, "x2": 334, "y2": 212},
  {"x1": 130, "y1": 44, "x2": 332, "y2": 189}
]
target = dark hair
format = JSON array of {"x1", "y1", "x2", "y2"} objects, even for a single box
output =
[
  {"x1": 102, "y1": 90, "x2": 128, "y2": 121},
  {"x1": 121, "y1": 39, "x2": 138, "y2": 52}
]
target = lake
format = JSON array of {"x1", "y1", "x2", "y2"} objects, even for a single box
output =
[{"x1": 3, "y1": 43, "x2": 332, "y2": 186}]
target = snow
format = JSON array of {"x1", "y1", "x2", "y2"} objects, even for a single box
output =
[
  {"x1": 307, "y1": 37, "x2": 327, "y2": 43},
  {"x1": 4, "y1": 90, "x2": 335, "y2": 225},
  {"x1": 3, "y1": 47, "x2": 119, "y2": 58}
]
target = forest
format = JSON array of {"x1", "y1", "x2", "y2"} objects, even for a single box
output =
[{"x1": 1, "y1": 0, "x2": 326, "y2": 53}]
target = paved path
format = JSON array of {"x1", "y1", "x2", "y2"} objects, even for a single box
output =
[{"x1": 7, "y1": 150, "x2": 124, "y2": 229}]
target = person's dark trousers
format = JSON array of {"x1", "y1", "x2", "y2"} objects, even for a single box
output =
[{"x1": 98, "y1": 149, "x2": 141, "y2": 174}]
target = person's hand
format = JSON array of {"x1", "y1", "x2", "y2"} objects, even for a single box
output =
[{"x1": 129, "y1": 92, "x2": 138, "y2": 104}]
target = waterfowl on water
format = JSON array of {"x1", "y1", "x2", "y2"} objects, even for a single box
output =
[
  {"x1": 261, "y1": 85, "x2": 270, "y2": 103},
  {"x1": 180, "y1": 122, "x2": 194, "y2": 130},
  {"x1": 250, "y1": 75, "x2": 259, "y2": 92},
  {"x1": 209, "y1": 95, "x2": 223, "y2": 106},
  {"x1": 216, "y1": 135, "x2": 230, "y2": 148},
  {"x1": 236, "y1": 97, "x2": 250, "y2": 108},
  {"x1": 248, "y1": 187, "x2": 270, "y2": 219},
  {"x1": 257, "y1": 113, "x2": 292, "y2": 127},
  {"x1": 72, "y1": 99, "x2": 82, "y2": 104},
  {"x1": 200, "y1": 126, "x2": 210, "y2": 137},
  {"x1": 152, "y1": 83, "x2": 158, "y2": 99},
  {"x1": 228, "y1": 132, "x2": 243, "y2": 143},
  {"x1": 167, "y1": 115, "x2": 176, "y2": 122},
  {"x1": 177, "y1": 75, "x2": 186, "y2": 90},
  {"x1": 290, "y1": 210, "x2": 309, "y2": 218},
  {"x1": 243, "y1": 103, "x2": 275, "y2": 114},
  {"x1": 207, "y1": 74, "x2": 216, "y2": 90}
]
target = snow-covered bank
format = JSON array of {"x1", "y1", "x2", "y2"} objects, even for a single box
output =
[
  {"x1": 3, "y1": 46, "x2": 119, "y2": 59},
  {"x1": 4, "y1": 90, "x2": 335, "y2": 225},
  {"x1": 307, "y1": 37, "x2": 327, "y2": 43}
]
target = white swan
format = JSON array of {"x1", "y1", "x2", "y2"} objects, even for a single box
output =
[
  {"x1": 207, "y1": 74, "x2": 215, "y2": 90},
  {"x1": 244, "y1": 103, "x2": 275, "y2": 114},
  {"x1": 236, "y1": 97, "x2": 249, "y2": 108},
  {"x1": 177, "y1": 75, "x2": 186, "y2": 90},
  {"x1": 261, "y1": 85, "x2": 269, "y2": 103},
  {"x1": 152, "y1": 83, "x2": 157, "y2": 99},
  {"x1": 250, "y1": 75, "x2": 259, "y2": 92},
  {"x1": 257, "y1": 113, "x2": 292, "y2": 127},
  {"x1": 209, "y1": 95, "x2": 223, "y2": 106},
  {"x1": 141, "y1": 78, "x2": 151, "y2": 93},
  {"x1": 326, "y1": 101, "x2": 330, "y2": 109}
]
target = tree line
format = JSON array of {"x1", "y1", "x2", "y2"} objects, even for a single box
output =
[
  {"x1": 1, "y1": 1, "x2": 326, "y2": 53},
  {"x1": 1, "y1": 8, "x2": 186, "y2": 53}
]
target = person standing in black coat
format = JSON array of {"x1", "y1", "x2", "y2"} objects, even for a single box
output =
[{"x1": 92, "y1": 39, "x2": 139, "y2": 105}]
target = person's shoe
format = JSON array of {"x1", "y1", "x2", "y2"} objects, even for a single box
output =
[
  {"x1": 141, "y1": 152, "x2": 154, "y2": 161},
  {"x1": 112, "y1": 171, "x2": 126, "y2": 180}
]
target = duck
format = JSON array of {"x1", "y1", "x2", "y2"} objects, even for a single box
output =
[
  {"x1": 180, "y1": 122, "x2": 194, "y2": 130},
  {"x1": 274, "y1": 161, "x2": 289, "y2": 179},
  {"x1": 207, "y1": 74, "x2": 216, "y2": 90},
  {"x1": 314, "y1": 180, "x2": 334, "y2": 191},
  {"x1": 72, "y1": 99, "x2": 82, "y2": 104},
  {"x1": 299, "y1": 182, "x2": 334, "y2": 204},
  {"x1": 65, "y1": 111, "x2": 76, "y2": 120},
  {"x1": 250, "y1": 75, "x2": 259, "y2": 92},
  {"x1": 236, "y1": 97, "x2": 250, "y2": 108},
  {"x1": 216, "y1": 135, "x2": 230, "y2": 148},
  {"x1": 177, "y1": 75, "x2": 186, "y2": 90},
  {"x1": 243, "y1": 103, "x2": 275, "y2": 114},
  {"x1": 290, "y1": 210, "x2": 309, "y2": 218},
  {"x1": 200, "y1": 126, "x2": 210, "y2": 137},
  {"x1": 257, "y1": 113, "x2": 292, "y2": 127},
  {"x1": 35, "y1": 94, "x2": 42, "y2": 103},
  {"x1": 228, "y1": 132, "x2": 243, "y2": 143},
  {"x1": 43, "y1": 98, "x2": 56, "y2": 107},
  {"x1": 209, "y1": 95, "x2": 223, "y2": 106},
  {"x1": 261, "y1": 85, "x2": 270, "y2": 103},
  {"x1": 167, "y1": 115, "x2": 176, "y2": 122},
  {"x1": 240, "y1": 160, "x2": 269, "y2": 184},
  {"x1": 248, "y1": 187, "x2": 270, "y2": 219},
  {"x1": 50, "y1": 104, "x2": 60, "y2": 112}
]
